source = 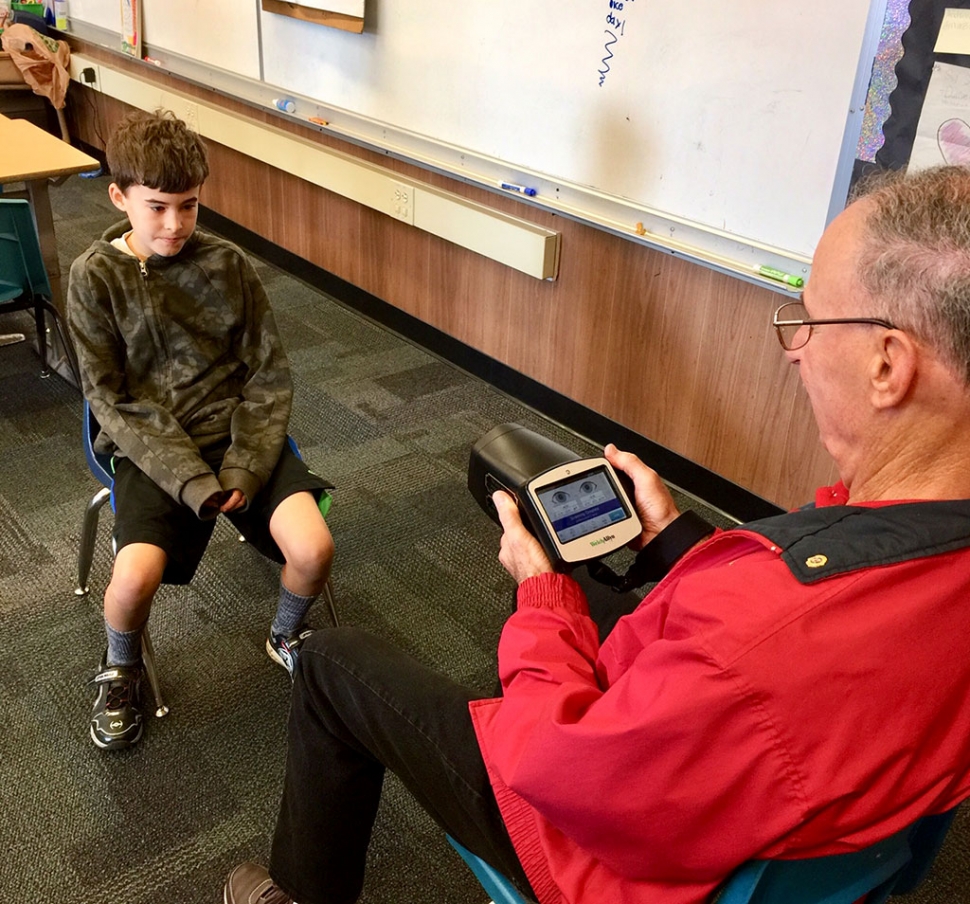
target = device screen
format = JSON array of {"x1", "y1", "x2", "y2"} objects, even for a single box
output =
[{"x1": 535, "y1": 466, "x2": 631, "y2": 544}]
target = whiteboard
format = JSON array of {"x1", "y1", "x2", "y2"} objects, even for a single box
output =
[
  {"x1": 69, "y1": 0, "x2": 261, "y2": 78},
  {"x1": 67, "y1": 0, "x2": 878, "y2": 267},
  {"x1": 258, "y1": 0, "x2": 873, "y2": 259}
]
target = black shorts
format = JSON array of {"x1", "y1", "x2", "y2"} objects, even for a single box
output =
[{"x1": 111, "y1": 442, "x2": 333, "y2": 585}]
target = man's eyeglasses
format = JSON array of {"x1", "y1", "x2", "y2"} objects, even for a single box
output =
[{"x1": 772, "y1": 301, "x2": 897, "y2": 351}]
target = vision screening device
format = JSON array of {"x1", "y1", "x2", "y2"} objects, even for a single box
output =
[{"x1": 468, "y1": 423, "x2": 642, "y2": 570}]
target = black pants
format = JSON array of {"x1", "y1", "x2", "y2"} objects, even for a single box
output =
[{"x1": 269, "y1": 572, "x2": 642, "y2": 904}]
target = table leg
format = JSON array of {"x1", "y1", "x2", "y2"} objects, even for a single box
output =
[{"x1": 25, "y1": 176, "x2": 64, "y2": 307}]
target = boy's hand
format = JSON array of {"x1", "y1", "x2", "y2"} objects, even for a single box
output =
[
  {"x1": 494, "y1": 490, "x2": 554, "y2": 584},
  {"x1": 219, "y1": 489, "x2": 247, "y2": 513},
  {"x1": 201, "y1": 490, "x2": 229, "y2": 514},
  {"x1": 201, "y1": 489, "x2": 247, "y2": 515},
  {"x1": 604, "y1": 444, "x2": 681, "y2": 548}
]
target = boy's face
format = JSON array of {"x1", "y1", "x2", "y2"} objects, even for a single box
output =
[{"x1": 108, "y1": 183, "x2": 201, "y2": 260}]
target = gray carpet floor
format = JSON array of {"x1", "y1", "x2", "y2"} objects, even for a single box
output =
[{"x1": 0, "y1": 172, "x2": 966, "y2": 902}]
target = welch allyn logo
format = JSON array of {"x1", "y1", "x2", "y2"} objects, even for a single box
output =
[{"x1": 590, "y1": 534, "x2": 616, "y2": 547}]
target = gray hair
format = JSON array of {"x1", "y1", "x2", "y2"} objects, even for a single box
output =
[{"x1": 853, "y1": 165, "x2": 970, "y2": 384}]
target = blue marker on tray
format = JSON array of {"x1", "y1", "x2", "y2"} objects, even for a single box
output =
[{"x1": 499, "y1": 181, "x2": 538, "y2": 197}]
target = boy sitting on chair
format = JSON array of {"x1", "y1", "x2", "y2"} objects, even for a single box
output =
[{"x1": 67, "y1": 109, "x2": 335, "y2": 751}]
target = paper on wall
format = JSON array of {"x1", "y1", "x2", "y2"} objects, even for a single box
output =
[
  {"x1": 935, "y1": 8, "x2": 970, "y2": 55},
  {"x1": 909, "y1": 62, "x2": 970, "y2": 170},
  {"x1": 120, "y1": 0, "x2": 141, "y2": 58}
]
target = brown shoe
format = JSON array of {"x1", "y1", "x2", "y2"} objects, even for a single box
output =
[{"x1": 224, "y1": 863, "x2": 296, "y2": 904}]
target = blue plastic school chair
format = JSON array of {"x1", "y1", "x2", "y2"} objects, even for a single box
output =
[
  {"x1": 0, "y1": 198, "x2": 80, "y2": 384},
  {"x1": 448, "y1": 805, "x2": 959, "y2": 904},
  {"x1": 448, "y1": 836, "x2": 531, "y2": 904},
  {"x1": 75, "y1": 399, "x2": 339, "y2": 716}
]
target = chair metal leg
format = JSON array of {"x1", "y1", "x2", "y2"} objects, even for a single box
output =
[
  {"x1": 43, "y1": 300, "x2": 82, "y2": 388},
  {"x1": 322, "y1": 578, "x2": 339, "y2": 627},
  {"x1": 75, "y1": 487, "x2": 111, "y2": 596},
  {"x1": 140, "y1": 628, "x2": 169, "y2": 718},
  {"x1": 33, "y1": 296, "x2": 50, "y2": 378}
]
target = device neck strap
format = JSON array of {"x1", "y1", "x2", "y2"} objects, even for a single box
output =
[{"x1": 587, "y1": 509, "x2": 716, "y2": 593}]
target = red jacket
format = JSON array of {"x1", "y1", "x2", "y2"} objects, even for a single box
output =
[{"x1": 470, "y1": 485, "x2": 970, "y2": 904}]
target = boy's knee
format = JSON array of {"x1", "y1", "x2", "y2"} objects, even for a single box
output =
[
  {"x1": 109, "y1": 547, "x2": 165, "y2": 606},
  {"x1": 287, "y1": 528, "x2": 335, "y2": 581}
]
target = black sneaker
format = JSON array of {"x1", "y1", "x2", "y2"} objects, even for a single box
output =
[
  {"x1": 90, "y1": 655, "x2": 144, "y2": 750},
  {"x1": 266, "y1": 626, "x2": 314, "y2": 680}
]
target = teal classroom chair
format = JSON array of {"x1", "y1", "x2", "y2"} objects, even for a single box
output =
[
  {"x1": 0, "y1": 198, "x2": 80, "y2": 384},
  {"x1": 448, "y1": 806, "x2": 959, "y2": 904},
  {"x1": 75, "y1": 400, "x2": 339, "y2": 718}
]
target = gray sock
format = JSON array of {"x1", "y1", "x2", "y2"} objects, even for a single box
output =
[
  {"x1": 105, "y1": 619, "x2": 143, "y2": 667},
  {"x1": 271, "y1": 582, "x2": 317, "y2": 638}
]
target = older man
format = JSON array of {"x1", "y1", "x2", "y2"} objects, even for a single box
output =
[{"x1": 225, "y1": 166, "x2": 970, "y2": 904}]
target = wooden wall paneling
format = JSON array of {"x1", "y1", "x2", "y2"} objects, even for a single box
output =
[
  {"x1": 425, "y1": 228, "x2": 514, "y2": 361},
  {"x1": 597, "y1": 240, "x2": 670, "y2": 434},
  {"x1": 688, "y1": 278, "x2": 782, "y2": 484},
  {"x1": 357, "y1": 201, "x2": 431, "y2": 325},
  {"x1": 542, "y1": 222, "x2": 620, "y2": 413},
  {"x1": 63, "y1": 46, "x2": 841, "y2": 509},
  {"x1": 652, "y1": 259, "x2": 717, "y2": 457}
]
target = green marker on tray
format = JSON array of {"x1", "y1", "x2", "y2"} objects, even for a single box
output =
[{"x1": 756, "y1": 265, "x2": 804, "y2": 288}]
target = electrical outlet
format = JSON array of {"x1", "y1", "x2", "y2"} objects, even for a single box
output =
[
  {"x1": 183, "y1": 102, "x2": 199, "y2": 133},
  {"x1": 390, "y1": 181, "x2": 414, "y2": 224},
  {"x1": 72, "y1": 59, "x2": 102, "y2": 92}
]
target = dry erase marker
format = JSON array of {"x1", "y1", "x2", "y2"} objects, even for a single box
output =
[
  {"x1": 273, "y1": 98, "x2": 296, "y2": 113},
  {"x1": 308, "y1": 117, "x2": 329, "y2": 126},
  {"x1": 499, "y1": 181, "x2": 538, "y2": 197},
  {"x1": 757, "y1": 265, "x2": 804, "y2": 288}
]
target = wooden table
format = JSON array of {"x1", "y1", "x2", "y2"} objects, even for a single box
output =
[{"x1": 0, "y1": 114, "x2": 98, "y2": 304}]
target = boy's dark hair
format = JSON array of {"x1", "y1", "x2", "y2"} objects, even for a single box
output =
[{"x1": 107, "y1": 108, "x2": 210, "y2": 193}]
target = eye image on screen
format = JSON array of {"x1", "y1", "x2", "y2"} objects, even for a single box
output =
[{"x1": 536, "y1": 467, "x2": 629, "y2": 543}]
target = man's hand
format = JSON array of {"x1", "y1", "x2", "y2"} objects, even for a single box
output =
[
  {"x1": 604, "y1": 444, "x2": 681, "y2": 548},
  {"x1": 493, "y1": 491, "x2": 555, "y2": 584}
]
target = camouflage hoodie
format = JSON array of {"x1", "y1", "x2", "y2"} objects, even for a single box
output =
[{"x1": 67, "y1": 220, "x2": 292, "y2": 519}]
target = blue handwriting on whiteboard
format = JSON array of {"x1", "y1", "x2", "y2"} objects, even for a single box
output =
[{"x1": 598, "y1": 0, "x2": 635, "y2": 86}]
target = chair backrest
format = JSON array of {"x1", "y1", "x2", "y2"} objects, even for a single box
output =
[
  {"x1": 0, "y1": 199, "x2": 34, "y2": 304},
  {"x1": 0, "y1": 199, "x2": 52, "y2": 303},
  {"x1": 448, "y1": 806, "x2": 960, "y2": 904}
]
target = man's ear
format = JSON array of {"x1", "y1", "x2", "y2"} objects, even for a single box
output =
[
  {"x1": 869, "y1": 330, "x2": 918, "y2": 409},
  {"x1": 107, "y1": 183, "x2": 127, "y2": 212}
]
